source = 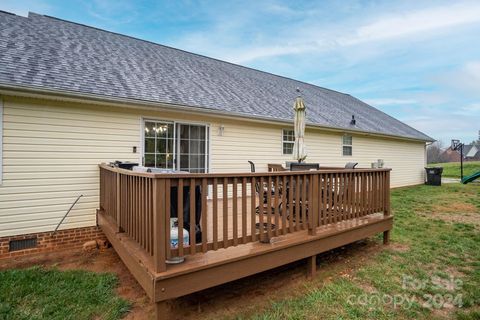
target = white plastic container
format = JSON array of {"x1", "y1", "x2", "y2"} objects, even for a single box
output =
[{"x1": 166, "y1": 218, "x2": 189, "y2": 264}]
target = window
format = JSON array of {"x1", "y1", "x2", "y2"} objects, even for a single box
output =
[
  {"x1": 282, "y1": 129, "x2": 295, "y2": 155},
  {"x1": 143, "y1": 120, "x2": 209, "y2": 173},
  {"x1": 342, "y1": 135, "x2": 353, "y2": 156},
  {"x1": 144, "y1": 121, "x2": 175, "y2": 169}
]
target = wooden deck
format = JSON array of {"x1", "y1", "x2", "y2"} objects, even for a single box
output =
[{"x1": 98, "y1": 164, "x2": 393, "y2": 319}]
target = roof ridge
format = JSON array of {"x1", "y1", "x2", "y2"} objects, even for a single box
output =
[{"x1": 28, "y1": 12, "x2": 349, "y2": 97}]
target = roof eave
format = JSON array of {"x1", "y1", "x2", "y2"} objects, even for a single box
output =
[{"x1": 0, "y1": 83, "x2": 435, "y2": 143}]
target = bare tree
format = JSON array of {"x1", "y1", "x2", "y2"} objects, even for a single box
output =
[
  {"x1": 427, "y1": 141, "x2": 445, "y2": 164},
  {"x1": 470, "y1": 130, "x2": 480, "y2": 145}
]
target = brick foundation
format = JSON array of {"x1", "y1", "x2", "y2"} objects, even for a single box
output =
[{"x1": 0, "y1": 226, "x2": 106, "y2": 259}]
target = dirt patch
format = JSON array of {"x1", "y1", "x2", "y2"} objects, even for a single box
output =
[
  {"x1": 432, "y1": 202, "x2": 478, "y2": 213},
  {"x1": 388, "y1": 242, "x2": 410, "y2": 253},
  {"x1": 421, "y1": 202, "x2": 480, "y2": 226},
  {"x1": 0, "y1": 239, "x2": 385, "y2": 319}
]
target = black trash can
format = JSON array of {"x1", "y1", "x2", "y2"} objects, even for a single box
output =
[{"x1": 425, "y1": 167, "x2": 443, "y2": 186}]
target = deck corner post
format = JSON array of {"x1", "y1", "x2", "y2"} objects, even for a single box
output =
[
  {"x1": 153, "y1": 178, "x2": 167, "y2": 273},
  {"x1": 383, "y1": 170, "x2": 391, "y2": 217},
  {"x1": 383, "y1": 230, "x2": 390, "y2": 245},
  {"x1": 307, "y1": 255, "x2": 316, "y2": 278}
]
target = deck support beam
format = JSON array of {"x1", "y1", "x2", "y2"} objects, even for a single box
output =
[
  {"x1": 307, "y1": 255, "x2": 316, "y2": 278},
  {"x1": 153, "y1": 217, "x2": 393, "y2": 301},
  {"x1": 383, "y1": 230, "x2": 390, "y2": 245}
]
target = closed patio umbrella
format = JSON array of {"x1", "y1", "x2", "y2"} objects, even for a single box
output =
[{"x1": 293, "y1": 90, "x2": 307, "y2": 162}]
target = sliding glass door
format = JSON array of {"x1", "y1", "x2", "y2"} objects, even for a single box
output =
[
  {"x1": 177, "y1": 124, "x2": 209, "y2": 173},
  {"x1": 143, "y1": 120, "x2": 209, "y2": 173}
]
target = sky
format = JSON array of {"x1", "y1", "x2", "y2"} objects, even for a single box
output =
[{"x1": 2, "y1": 0, "x2": 480, "y2": 144}]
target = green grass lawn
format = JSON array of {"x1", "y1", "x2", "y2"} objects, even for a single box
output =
[
  {"x1": 1, "y1": 184, "x2": 478, "y2": 320},
  {"x1": 428, "y1": 161, "x2": 480, "y2": 179},
  {"x1": 240, "y1": 183, "x2": 480, "y2": 320},
  {"x1": 0, "y1": 267, "x2": 129, "y2": 320}
]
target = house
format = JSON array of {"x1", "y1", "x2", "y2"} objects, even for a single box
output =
[
  {"x1": 0, "y1": 12, "x2": 433, "y2": 261},
  {"x1": 440, "y1": 147, "x2": 462, "y2": 163},
  {"x1": 0, "y1": 11, "x2": 438, "y2": 318},
  {"x1": 464, "y1": 144, "x2": 480, "y2": 161},
  {"x1": 441, "y1": 144, "x2": 480, "y2": 162}
]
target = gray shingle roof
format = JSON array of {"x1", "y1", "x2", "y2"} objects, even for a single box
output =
[
  {"x1": 464, "y1": 145, "x2": 474, "y2": 155},
  {"x1": 0, "y1": 11, "x2": 433, "y2": 141}
]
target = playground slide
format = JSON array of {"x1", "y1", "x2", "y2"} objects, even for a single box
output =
[{"x1": 461, "y1": 171, "x2": 480, "y2": 184}]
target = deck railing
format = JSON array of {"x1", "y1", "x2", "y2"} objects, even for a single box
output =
[{"x1": 99, "y1": 164, "x2": 390, "y2": 272}]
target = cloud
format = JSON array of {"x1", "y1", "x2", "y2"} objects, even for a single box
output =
[
  {"x1": 400, "y1": 110, "x2": 477, "y2": 143},
  {"x1": 428, "y1": 60, "x2": 480, "y2": 102},
  {"x1": 444, "y1": 61, "x2": 480, "y2": 95},
  {"x1": 463, "y1": 103, "x2": 480, "y2": 112},
  {"x1": 341, "y1": 2, "x2": 480, "y2": 45},
  {"x1": 172, "y1": 2, "x2": 480, "y2": 64},
  {"x1": 453, "y1": 103, "x2": 480, "y2": 115},
  {"x1": 83, "y1": 0, "x2": 140, "y2": 25}
]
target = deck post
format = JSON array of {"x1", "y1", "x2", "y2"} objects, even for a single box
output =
[
  {"x1": 383, "y1": 230, "x2": 390, "y2": 245},
  {"x1": 153, "y1": 178, "x2": 167, "y2": 273},
  {"x1": 383, "y1": 170, "x2": 391, "y2": 216},
  {"x1": 307, "y1": 255, "x2": 316, "y2": 278},
  {"x1": 116, "y1": 171, "x2": 122, "y2": 233},
  {"x1": 308, "y1": 174, "x2": 319, "y2": 236},
  {"x1": 155, "y1": 300, "x2": 169, "y2": 320},
  {"x1": 383, "y1": 170, "x2": 391, "y2": 245}
]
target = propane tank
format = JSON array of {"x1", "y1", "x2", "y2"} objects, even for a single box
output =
[{"x1": 166, "y1": 218, "x2": 189, "y2": 264}]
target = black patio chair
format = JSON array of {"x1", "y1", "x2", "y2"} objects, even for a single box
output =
[
  {"x1": 248, "y1": 160, "x2": 256, "y2": 172},
  {"x1": 345, "y1": 162, "x2": 358, "y2": 169},
  {"x1": 247, "y1": 161, "x2": 282, "y2": 218}
]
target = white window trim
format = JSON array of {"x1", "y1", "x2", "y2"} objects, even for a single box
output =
[
  {"x1": 282, "y1": 128, "x2": 295, "y2": 155},
  {"x1": 342, "y1": 135, "x2": 353, "y2": 156},
  {"x1": 142, "y1": 119, "x2": 175, "y2": 169},
  {"x1": 141, "y1": 117, "x2": 210, "y2": 173},
  {"x1": 0, "y1": 97, "x2": 3, "y2": 185}
]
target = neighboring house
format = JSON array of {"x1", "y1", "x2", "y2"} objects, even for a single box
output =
[
  {"x1": 440, "y1": 147, "x2": 462, "y2": 163},
  {"x1": 0, "y1": 12, "x2": 433, "y2": 245},
  {"x1": 464, "y1": 144, "x2": 480, "y2": 161},
  {"x1": 441, "y1": 144, "x2": 480, "y2": 162}
]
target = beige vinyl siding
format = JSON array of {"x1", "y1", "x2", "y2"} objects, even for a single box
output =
[
  {"x1": 0, "y1": 97, "x2": 426, "y2": 237},
  {"x1": 213, "y1": 123, "x2": 426, "y2": 186},
  {"x1": 1, "y1": 98, "x2": 139, "y2": 237},
  {"x1": 0, "y1": 97, "x2": 3, "y2": 185}
]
